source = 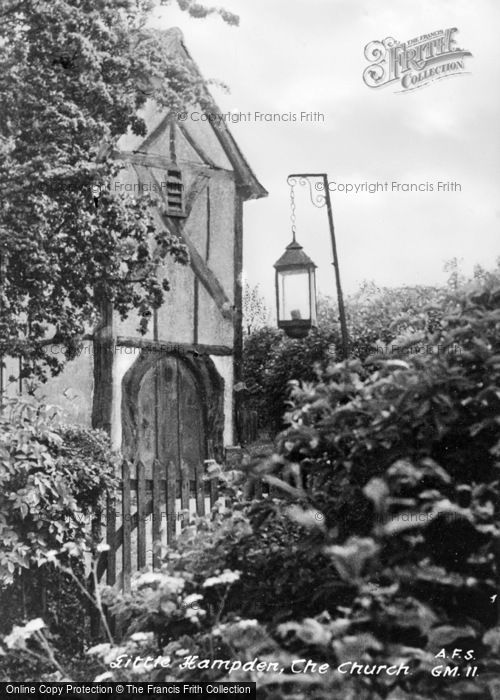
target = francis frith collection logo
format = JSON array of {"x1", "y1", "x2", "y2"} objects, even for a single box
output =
[{"x1": 363, "y1": 28, "x2": 472, "y2": 92}]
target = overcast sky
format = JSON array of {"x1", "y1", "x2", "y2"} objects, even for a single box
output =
[{"x1": 151, "y1": 0, "x2": 500, "y2": 307}]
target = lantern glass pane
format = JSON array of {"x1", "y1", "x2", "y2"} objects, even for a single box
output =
[{"x1": 279, "y1": 269, "x2": 311, "y2": 322}]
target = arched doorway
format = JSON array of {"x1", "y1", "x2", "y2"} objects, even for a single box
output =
[
  {"x1": 126, "y1": 355, "x2": 204, "y2": 479},
  {"x1": 121, "y1": 351, "x2": 224, "y2": 543},
  {"x1": 122, "y1": 351, "x2": 224, "y2": 472}
]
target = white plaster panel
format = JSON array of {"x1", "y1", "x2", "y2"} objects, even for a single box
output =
[
  {"x1": 176, "y1": 127, "x2": 205, "y2": 166},
  {"x1": 115, "y1": 307, "x2": 155, "y2": 341},
  {"x1": 155, "y1": 256, "x2": 195, "y2": 344},
  {"x1": 205, "y1": 172, "x2": 235, "y2": 300},
  {"x1": 35, "y1": 348, "x2": 94, "y2": 427},
  {"x1": 210, "y1": 355, "x2": 233, "y2": 446},
  {"x1": 197, "y1": 284, "x2": 233, "y2": 347},
  {"x1": 181, "y1": 118, "x2": 233, "y2": 170},
  {"x1": 111, "y1": 349, "x2": 139, "y2": 450}
]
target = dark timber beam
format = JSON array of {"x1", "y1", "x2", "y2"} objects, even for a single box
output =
[
  {"x1": 91, "y1": 301, "x2": 114, "y2": 434},
  {"x1": 116, "y1": 336, "x2": 232, "y2": 356},
  {"x1": 115, "y1": 150, "x2": 231, "y2": 174},
  {"x1": 233, "y1": 189, "x2": 244, "y2": 442}
]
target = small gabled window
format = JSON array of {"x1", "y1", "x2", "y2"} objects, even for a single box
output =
[{"x1": 165, "y1": 169, "x2": 185, "y2": 217}]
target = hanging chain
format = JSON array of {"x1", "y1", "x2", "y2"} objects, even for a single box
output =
[{"x1": 289, "y1": 182, "x2": 297, "y2": 242}]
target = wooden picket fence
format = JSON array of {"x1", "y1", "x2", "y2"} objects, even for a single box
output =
[
  {"x1": 95, "y1": 457, "x2": 218, "y2": 592},
  {"x1": 238, "y1": 406, "x2": 259, "y2": 445}
]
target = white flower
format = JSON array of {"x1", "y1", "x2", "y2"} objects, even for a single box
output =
[
  {"x1": 185, "y1": 607, "x2": 206, "y2": 621},
  {"x1": 94, "y1": 672, "x2": 113, "y2": 682},
  {"x1": 160, "y1": 576, "x2": 185, "y2": 594},
  {"x1": 130, "y1": 632, "x2": 154, "y2": 643},
  {"x1": 183, "y1": 593, "x2": 203, "y2": 606},
  {"x1": 4, "y1": 619, "x2": 46, "y2": 649},
  {"x1": 131, "y1": 663, "x2": 150, "y2": 676},
  {"x1": 234, "y1": 619, "x2": 258, "y2": 630},
  {"x1": 103, "y1": 646, "x2": 128, "y2": 666},
  {"x1": 96, "y1": 543, "x2": 111, "y2": 553},
  {"x1": 277, "y1": 618, "x2": 331, "y2": 646},
  {"x1": 134, "y1": 572, "x2": 163, "y2": 587},
  {"x1": 4, "y1": 626, "x2": 26, "y2": 649},
  {"x1": 160, "y1": 600, "x2": 177, "y2": 615},
  {"x1": 203, "y1": 569, "x2": 241, "y2": 588},
  {"x1": 24, "y1": 619, "x2": 45, "y2": 633},
  {"x1": 86, "y1": 643, "x2": 111, "y2": 657},
  {"x1": 61, "y1": 541, "x2": 81, "y2": 557},
  {"x1": 175, "y1": 648, "x2": 190, "y2": 656},
  {"x1": 286, "y1": 505, "x2": 326, "y2": 530}
]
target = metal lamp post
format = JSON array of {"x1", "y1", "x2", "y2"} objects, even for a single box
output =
[{"x1": 276, "y1": 173, "x2": 349, "y2": 358}]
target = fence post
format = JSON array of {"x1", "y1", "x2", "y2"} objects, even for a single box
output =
[
  {"x1": 89, "y1": 507, "x2": 103, "y2": 639},
  {"x1": 106, "y1": 492, "x2": 116, "y2": 586},
  {"x1": 166, "y1": 460, "x2": 176, "y2": 543},
  {"x1": 137, "y1": 460, "x2": 146, "y2": 570},
  {"x1": 122, "y1": 460, "x2": 131, "y2": 593},
  {"x1": 152, "y1": 459, "x2": 162, "y2": 570},
  {"x1": 207, "y1": 439, "x2": 218, "y2": 508}
]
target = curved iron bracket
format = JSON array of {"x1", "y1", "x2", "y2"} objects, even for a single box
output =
[{"x1": 287, "y1": 173, "x2": 326, "y2": 209}]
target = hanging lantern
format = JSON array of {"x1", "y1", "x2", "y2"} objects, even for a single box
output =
[
  {"x1": 274, "y1": 179, "x2": 317, "y2": 339},
  {"x1": 274, "y1": 239, "x2": 317, "y2": 339}
]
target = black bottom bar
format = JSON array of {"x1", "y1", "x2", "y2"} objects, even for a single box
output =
[{"x1": 0, "y1": 682, "x2": 256, "y2": 700}]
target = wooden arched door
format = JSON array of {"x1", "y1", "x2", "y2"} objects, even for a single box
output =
[
  {"x1": 132, "y1": 355, "x2": 205, "y2": 482},
  {"x1": 121, "y1": 351, "x2": 224, "y2": 541}
]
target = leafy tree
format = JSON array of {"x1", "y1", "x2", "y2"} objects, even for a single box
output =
[
  {"x1": 246, "y1": 272, "x2": 500, "y2": 698},
  {"x1": 0, "y1": 398, "x2": 118, "y2": 583},
  {"x1": 0, "y1": 396, "x2": 118, "y2": 663},
  {"x1": 241, "y1": 285, "x2": 443, "y2": 434},
  {"x1": 242, "y1": 325, "x2": 340, "y2": 433},
  {"x1": 242, "y1": 261, "x2": 500, "y2": 435},
  {"x1": 242, "y1": 281, "x2": 269, "y2": 335},
  {"x1": 0, "y1": 0, "x2": 236, "y2": 379}
]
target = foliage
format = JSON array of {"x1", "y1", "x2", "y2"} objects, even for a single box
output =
[
  {"x1": 0, "y1": 600, "x2": 102, "y2": 681},
  {"x1": 242, "y1": 282, "x2": 270, "y2": 336},
  {"x1": 242, "y1": 325, "x2": 341, "y2": 433},
  {"x1": 74, "y1": 268, "x2": 498, "y2": 696},
  {"x1": 252, "y1": 272, "x2": 500, "y2": 697},
  {"x1": 241, "y1": 284, "x2": 446, "y2": 433},
  {"x1": 342, "y1": 283, "x2": 446, "y2": 359},
  {"x1": 0, "y1": 0, "x2": 236, "y2": 379},
  {"x1": 0, "y1": 397, "x2": 117, "y2": 582},
  {"x1": 0, "y1": 563, "x2": 90, "y2": 655},
  {"x1": 241, "y1": 259, "x2": 500, "y2": 435},
  {"x1": 0, "y1": 398, "x2": 117, "y2": 674},
  {"x1": 3, "y1": 271, "x2": 500, "y2": 696},
  {"x1": 67, "y1": 500, "x2": 350, "y2": 688}
]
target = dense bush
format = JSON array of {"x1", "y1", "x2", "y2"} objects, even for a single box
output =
[
  {"x1": 0, "y1": 399, "x2": 118, "y2": 667},
  {"x1": 241, "y1": 284, "x2": 445, "y2": 433},
  {"x1": 242, "y1": 260, "x2": 500, "y2": 434},
  {"x1": 76, "y1": 272, "x2": 500, "y2": 698},
  {"x1": 242, "y1": 325, "x2": 340, "y2": 433},
  {"x1": 0, "y1": 399, "x2": 118, "y2": 582},
  {"x1": 260, "y1": 273, "x2": 500, "y2": 697},
  {"x1": 4, "y1": 271, "x2": 500, "y2": 697}
]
